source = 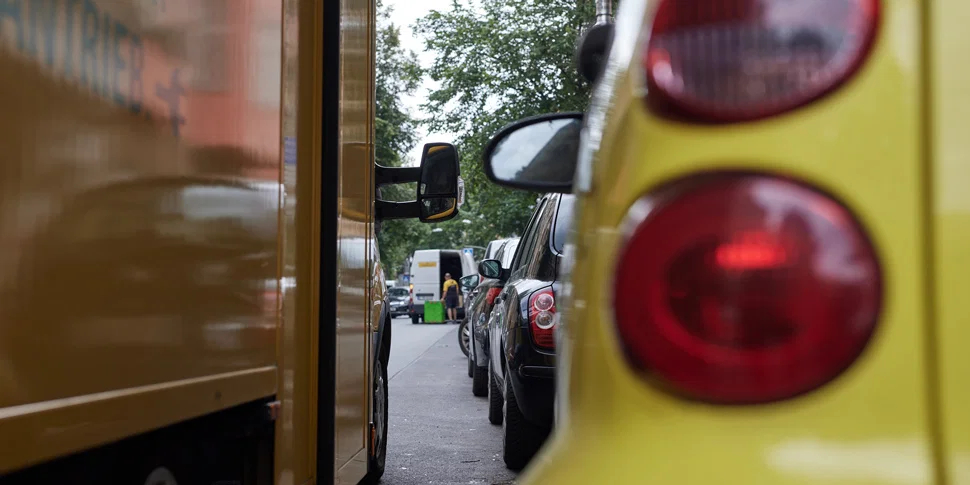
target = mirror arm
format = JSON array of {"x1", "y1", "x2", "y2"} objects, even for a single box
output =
[
  {"x1": 375, "y1": 164, "x2": 421, "y2": 187},
  {"x1": 595, "y1": 0, "x2": 613, "y2": 23},
  {"x1": 375, "y1": 200, "x2": 421, "y2": 220}
]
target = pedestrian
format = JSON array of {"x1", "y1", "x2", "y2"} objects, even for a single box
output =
[{"x1": 442, "y1": 273, "x2": 459, "y2": 323}]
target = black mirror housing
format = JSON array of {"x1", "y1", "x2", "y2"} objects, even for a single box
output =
[
  {"x1": 478, "y1": 259, "x2": 502, "y2": 280},
  {"x1": 417, "y1": 143, "x2": 462, "y2": 223},
  {"x1": 482, "y1": 112, "x2": 583, "y2": 194},
  {"x1": 375, "y1": 142, "x2": 463, "y2": 222},
  {"x1": 577, "y1": 21, "x2": 615, "y2": 84}
]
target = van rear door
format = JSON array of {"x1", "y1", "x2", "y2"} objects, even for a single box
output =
[{"x1": 411, "y1": 250, "x2": 439, "y2": 305}]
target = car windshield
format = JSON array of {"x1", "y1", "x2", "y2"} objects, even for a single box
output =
[
  {"x1": 388, "y1": 288, "x2": 408, "y2": 298},
  {"x1": 552, "y1": 195, "x2": 576, "y2": 253}
]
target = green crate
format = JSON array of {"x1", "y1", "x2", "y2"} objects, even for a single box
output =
[{"x1": 423, "y1": 301, "x2": 445, "y2": 323}]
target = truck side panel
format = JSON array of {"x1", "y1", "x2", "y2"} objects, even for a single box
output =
[{"x1": 0, "y1": 0, "x2": 282, "y2": 474}]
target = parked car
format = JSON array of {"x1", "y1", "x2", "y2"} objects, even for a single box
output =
[
  {"x1": 482, "y1": 193, "x2": 574, "y2": 471},
  {"x1": 466, "y1": 238, "x2": 520, "y2": 394},
  {"x1": 480, "y1": 0, "x2": 910, "y2": 482},
  {"x1": 387, "y1": 286, "x2": 410, "y2": 318},
  {"x1": 406, "y1": 249, "x2": 475, "y2": 323},
  {"x1": 457, "y1": 274, "x2": 481, "y2": 357},
  {"x1": 483, "y1": 238, "x2": 512, "y2": 261}
]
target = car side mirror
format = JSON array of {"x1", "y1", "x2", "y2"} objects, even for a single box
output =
[
  {"x1": 478, "y1": 259, "x2": 502, "y2": 280},
  {"x1": 374, "y1": 142, "x2": 463, "y2": 222},
  {"x1": 576, "y1": 21, "x2": 615, "y2": 84},
  {"x1": 482, "y1": 112, "x2": 583, "y2": 193},
  {"x1": 459, "y1": 274, "x2": 478, "y2": 292}
]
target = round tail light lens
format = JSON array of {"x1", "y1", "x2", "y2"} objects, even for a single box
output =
[
  {"x1": 645, "y1": 0, "x2": 880, "y2": 122},
  {"x1": 530, "y1": 288, "x2": 557, "y2": 348},
  {"x1": 613, "y1": 174, "x2": 882, "y2": 404}
]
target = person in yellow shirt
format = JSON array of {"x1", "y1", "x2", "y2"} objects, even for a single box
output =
[{"x1": 441, "y1": 273, "x2": 459, "y2": 323}]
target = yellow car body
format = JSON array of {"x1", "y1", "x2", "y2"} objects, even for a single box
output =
[{"x1": 520, "y1": 0, "x2": 970, "y2": 483}]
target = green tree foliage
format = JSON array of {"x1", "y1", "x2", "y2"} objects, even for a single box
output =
[
  {"x1": 376, "y1": 0, "x2": 604, "y2": 274},
  {"x1": 375, "y1": 2, "x2": 429, "y2": 275},
  {"x1": 415, "y1": 0, "x2": 599, "y2": 244}
]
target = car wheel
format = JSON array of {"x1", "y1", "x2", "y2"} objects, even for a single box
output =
[
  {"x1": 488, "y1": 365, "x2": 503, "y2": 425},
  {"x1": 458, "y1": 319, "x2": 471, "y2": 357},
  {"x1": 467, "y1": 350, "x2": 474, "y2": 378},
  {"x1": 501, "y1": 372, "x2": 549, "y2": 471},
  {"x1": 362, "y1": 329, "x2": 390, "y2": 484}
]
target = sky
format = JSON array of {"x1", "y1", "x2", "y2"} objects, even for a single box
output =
[{"x1": 385, "y1": 0, "x2": 456, "y2": 167}]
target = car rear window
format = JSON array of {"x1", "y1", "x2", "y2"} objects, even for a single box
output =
[{"x1": 552, "y1": 195, "x2": 576, "y2": 253}]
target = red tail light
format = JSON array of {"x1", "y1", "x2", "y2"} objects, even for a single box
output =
[
  {"x1": 486, "y1": 287, "x2": 502, "y2": 305},
  {"x1": 613, "y1": 174, "x2": 881, "y2": 404},
  {"x1": 529, "y1": 289, "x2": 557, "y2": 349},
  {"x1": 644, "y1": 0, "x2": 880, "y2": 122}
]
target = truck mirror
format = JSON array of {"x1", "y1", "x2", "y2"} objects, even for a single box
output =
[
  {"x1": 418, "y1": 143, "x2": 462, "y2": 223},
  {"x1": 374, "y1": 142, "x2": 463, "y2": 222}
]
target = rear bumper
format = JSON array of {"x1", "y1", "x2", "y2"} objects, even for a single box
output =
[
  {"x1": 508, "y1": 364, "x2": 555, "y2": 428},
  {"x1": 520, "y1": 428, "x2": 936, "y2": 485}
]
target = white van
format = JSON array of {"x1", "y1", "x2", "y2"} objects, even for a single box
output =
[{"x1": 407, "y1": 249, "x2": 476, "y2": 324}]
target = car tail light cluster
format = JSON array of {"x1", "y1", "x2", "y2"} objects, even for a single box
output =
[
  {"x1": 529, "y1": 289, "x2": 557, "y2": 349},
  {"x1": 486, "y1": 287, "x2": 502, "y2": 306},
  {"x1": 613, "y1": 174, "x2": 882, "y2": 404},
  {"x1": 644, "y1": 0, "x2": 880, "y2": 122}
]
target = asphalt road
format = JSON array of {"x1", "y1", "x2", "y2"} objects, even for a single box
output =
[{"x1": 382, "y1": 316, "x2": 518, "y2": 485}]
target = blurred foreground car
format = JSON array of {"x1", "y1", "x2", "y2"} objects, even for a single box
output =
[{"x1": 479, "y1": 0, "x2": 964, "y2": 483}]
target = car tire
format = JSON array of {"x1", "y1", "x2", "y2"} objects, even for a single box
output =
[
  {"x1": 458, "y1": 319, "x2": 471, "y2": 357},
  {"x1": 488, "y1": 365, "x2": 503, "y2": 425},
  {"x1": 362, "y1": 320, "x2": 391, "y2": 485},
  {"x1": 472, "y1": 361, "x2": 488, "y2": 397},
  {"x1": 467, "y1": 351, "x2": 474, "y2": 378},
  {"x1": 501, "y1": 372, "x2": 549, "y2": 471}
]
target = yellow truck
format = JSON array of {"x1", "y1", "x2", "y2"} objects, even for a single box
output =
[{"x1": 0, "y1": 0, "x2": 459, "y2": 483}]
